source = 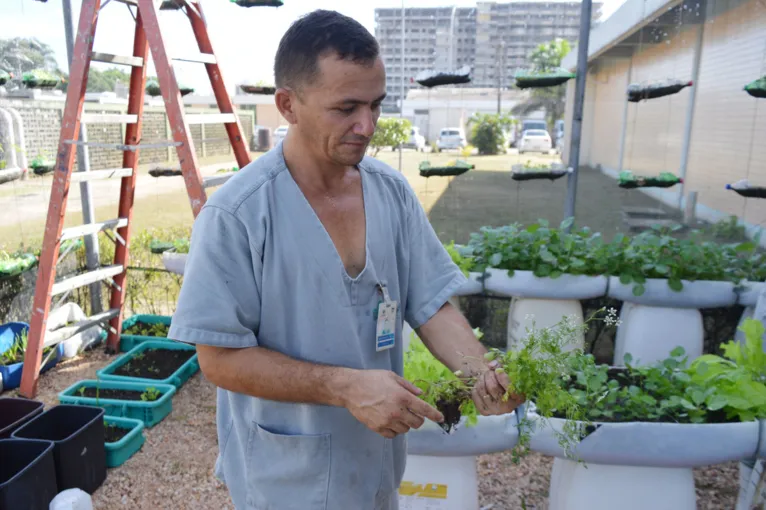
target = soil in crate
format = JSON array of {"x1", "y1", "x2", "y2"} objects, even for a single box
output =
[
  {"x1": 80, "y1": 388, "x2": 150, "y2": 401},
  {"x1": 436, "y1": 398, "x2": 463, "y2": 433},
  {"x1": 104, "y1": 423, "x2": 130, "y2": 443},
  {"x1": 123, "y1": 321, "x2": 170, "y2": 337},
  {"x1": 113, "y1": 348, "x2": 195, "y2": 379}
]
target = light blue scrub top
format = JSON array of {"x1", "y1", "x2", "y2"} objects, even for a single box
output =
[{"x1": 168, "y1": 144, "x2": 466, "y2": 510}]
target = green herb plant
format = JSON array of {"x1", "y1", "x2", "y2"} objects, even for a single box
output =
[
  {"x1": 444, "y1": 242, "x2": 475, "y2": 277},
  {"x1": 140, "y1": 387, "x2": 161, "y2": 402}
]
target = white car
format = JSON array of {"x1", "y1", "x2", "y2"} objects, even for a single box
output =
[
  {"x1": 273, "y1": 125, "x2": 288, "y2": 146},
  {"x1": 436, "y1": 128, "x2": 467, "y2": 152},
  {"x1": 402, "y1": 127, "x2": 426, "y2": 152},
  {"x1": 518, "y1": 129, "x2": 553, "y2": 154}
]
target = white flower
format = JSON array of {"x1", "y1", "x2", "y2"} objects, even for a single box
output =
[
  {"x1": 524, "y1": 313, "x2": 535, "y2": 320},
  {"x1": 608, "y1": 307, "x2": 617, "y2": 316}
]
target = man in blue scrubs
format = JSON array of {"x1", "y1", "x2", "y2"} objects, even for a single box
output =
[{"x1": 168, "y1": 9, "x2": 521, "y2": 510}]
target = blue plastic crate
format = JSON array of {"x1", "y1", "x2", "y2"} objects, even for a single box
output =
[
  {"x1": 58, "y1": 380, "x2": 176, "y2": 428},
  {"x1": 0, "y1": 342, "x2": 64, "y2": 393},
  {"x1": 96, "y1": 340, "x2": 198, "y2": 389},
  {"x1": 103, "y1": 416, "x2": 145, "y2": 468},
  {"x1": 115, "y1": 314, "x2": 174, "y2": 353}
]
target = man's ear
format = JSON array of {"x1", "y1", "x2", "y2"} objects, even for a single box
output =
[{"x1": 275, "y1": 87, "x2": 298, "y2": 125}]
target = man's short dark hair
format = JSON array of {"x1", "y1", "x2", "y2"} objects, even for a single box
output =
[{"x1": 274, "y1": 10, "x2": 380, "y2": 90}]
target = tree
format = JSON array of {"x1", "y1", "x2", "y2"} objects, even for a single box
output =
[
  {"x1": 0, "y1": 37, "x2": 63, "y2": 91},
  {"x1": 467, "y1": 113, "x2": 515, "y2": 155},
  {"x1": 369, "y1": 117, "x2": 411, "y2": 157},
  {"x1": 512, "y1": 38, "x2": 572, "y2": 133}
]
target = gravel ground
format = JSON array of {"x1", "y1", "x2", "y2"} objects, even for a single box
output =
[{"x1": 15, "y1": 349, "x2": 741, "y2": 510}]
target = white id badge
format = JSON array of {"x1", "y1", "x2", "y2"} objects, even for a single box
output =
[{"x1": 376, "y1": 284, "x2": 398, "y2": 352}]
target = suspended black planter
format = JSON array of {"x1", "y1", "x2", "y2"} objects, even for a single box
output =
[
  {"x1": 159, "y1": 0, "x2": 183, "y2": 9},
  {"x1": 0, "y1": 70, "x2": 10, "y2": 86},
  {"x1": 230, "y1": 0, "x2": 284, "y2": 6},
  {"x1": 618, "y1": 171, "x2": 682, "y2": 189},
  {"x1": 22, "y1": 70, "x2": 60, "y2": 89},
  {"x1": 514, "y1": 69, "x2": 576, "y2": 89},
  {"x1": 29, "y1": 157, "x2": 55, "y2": 176},
  {"x1": 627, "y1": 79, "x2": 693, "y2": 102},
  {"x1": 179, "y1": 85, "x2": 194, "y2": 97},
  {"x1": 149, "y1": 241, "x2": 177, "y2": 254},
  {"x1": 146, "y1": 80, "x2": 193, "y2": 97},
  {"x1": 744, "y1": 76, "x2": 766, "y2": 99},
  {"x1": 726, "y1": 180, "x2": 766, "y2": 198},
  {"x1": 149, "y1": 168, "x2": 183, "y2": 178},
  {"x1": 511, "y1": 163, "x2": 569, "y2": 181},
  {"x1": 419, "y1": 160, "x2": 473, "y2": 178},
  {"x1": 415, "y1": 66, "x2": 472, "y2": 88},
  {"x1": 240, "y1": 84, "x2": 276, "y2": 95}
]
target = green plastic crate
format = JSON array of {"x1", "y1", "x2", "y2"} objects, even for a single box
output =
[
  {"x1": 104, "y1": 415, "x2": 145, "y2": 468},
  {"x1": 118, "y1": 314, "x2": 175, "y2": 352},
  {"x1": 58, "y1": 380, "x2": 176, "y2": 428},
  {"x1": 96, "y1": 340, "x2": 199, "y2": 389}
]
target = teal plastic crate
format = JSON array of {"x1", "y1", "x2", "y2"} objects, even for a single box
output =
[
  {"x1": 104, "y1": 415, "x2": 145, "y2": 468},
  {"x1": 118, "y1": 314, "x2": 174, "y2": 352},
  {"x1": 96, "y1": 340, "x2": 199, "y2": 389},
  {"x1": 58, "y1": 379, "x2": 176, "y2": 428}
]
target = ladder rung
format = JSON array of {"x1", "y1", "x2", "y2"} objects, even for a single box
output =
[
  {"x1": 203, "y1": 172, "x2": 236, "y2": 189},
  {"x1": 44, "y1": 308, "x2": 121, "y2": 348},
  {"x1": 63, "y1": 140, "x2": 182, "y2": 151},
  {"x1": 51, "y1": 265, "x2": 124, "y2": 296},
  {"x1": 186, "y1": 113, "x2": 237, "y2": 125},
  {"x1": 61, "y1": 218, "x2": 129, "y2": 242},
  {"x1": 81, "y1": 113, "x2": 138, "y2": 124},
  {"x1": 173, "y1": 53, "x2": 217, "y2": 65},
  {"x1": 70, "y1": 168, "x2": 133, "y2": 182},
  {"x1": 91, "y1": 52, "x2": 144, "y2": 67}
]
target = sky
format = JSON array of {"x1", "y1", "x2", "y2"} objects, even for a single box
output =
[{"x1": 1, "y1": 0, "x2": 626, "y2": 95}]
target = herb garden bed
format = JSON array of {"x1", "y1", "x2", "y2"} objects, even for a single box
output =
[
  {"x1": 103, "y1": 416, "x2": 145, "y2": 468},
  {"x1": 97, "y1": 341, "x2": 198, "y2": 389},
  {"x1": 117, "y1": 314, "x2": 173, "y2": 352},
  {"x1": 58, "y1": 380, "x2": 176, "y2": 428}
]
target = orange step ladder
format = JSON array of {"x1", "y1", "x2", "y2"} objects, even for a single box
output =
[{"x1": 19, "y1": 0, "x2": 252, "y2": 398}]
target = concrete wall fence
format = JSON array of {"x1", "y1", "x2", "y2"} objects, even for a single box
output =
[{"x1": 0, "y1": 98, "x2": 255, "y2": 172}]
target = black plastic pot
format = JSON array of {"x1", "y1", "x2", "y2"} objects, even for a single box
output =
[
  {"x1": 0, "y1": 398, "x2": 44, "y2": 439},
  {"x1": 0, "y1": 439, "x2": 57, "y2": 510},
  {"x1": 12, "y1": 405, "x2": 106, "y2": 494}
]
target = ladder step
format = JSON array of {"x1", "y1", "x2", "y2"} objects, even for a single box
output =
[
  {"x1": 70, "y1": 168, "x2": 133, "y2": 182},
  {"x1": 186, "y1": 113, "x2": 237, "y2": 125},
  {"x1": 51, "y1": 265, "x2": 124, "y2": 296},
  {"x1": 64, "y1": 140, "x2": 182, "y2": 151},
  {"x1": 81, "y1": 113, "x2": 138, "y2": 124},
  {"x1": 61, "y1": 218, "x2": 129, "y2": 242},
  {"x1": 91, "y1": 52, "x2": 144, "y2": 67},
  {"x1": 173, "y1": 53, "x2": 217, "y2": 65},
  {"x1": 44, "y1": 308, "x2": 121, "y2": 348},
  {"x1": 203, "y1": 172, "x2": 236, "y2": 189}
]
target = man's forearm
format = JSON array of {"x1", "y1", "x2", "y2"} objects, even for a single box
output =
[
  {"x1": 196, "y1": 344, "x2": 354, "y2": 407},
  {"x1": 415, "y1": 302, "x2": 490, "y2": 378}
]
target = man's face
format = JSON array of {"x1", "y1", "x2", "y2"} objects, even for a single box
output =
[{"x1": 291, "y1": 54, "x2": 386, "y2": 167}]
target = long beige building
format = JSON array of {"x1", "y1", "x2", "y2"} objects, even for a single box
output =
[{"x1": 562, "y1": 0, "x2": 766, "y2": 240}]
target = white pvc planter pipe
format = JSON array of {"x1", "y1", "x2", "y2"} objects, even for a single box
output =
[
  {"x1": 162, "y1": 252, "x2": 187, "y2": 275},
  {"x1": 483, "y1": 268, "x2": 608, "y2": 352},
  {"x1": 401, "y1": 414, "x2": 519, "y2": 510},
  {"x1": 529, "y1": 415, "x2": 759, "y2": 510},
  {"x1": 608, "y1": 278, "x2": 737, "y2": 366}
]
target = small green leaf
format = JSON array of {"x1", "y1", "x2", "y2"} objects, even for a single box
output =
[
  {"x1": 706, "y1": 395, "x2": 728, "y2": 411},
  {"x1": 680, "y1": 398, "x2": 697, "y2": 410},
  {"x1": 655, "y1": 264, "x2": 670, "y2": 275},
  {"x1": 549, "y1": 270, "x2": 563, "y2": 279},
  {"x1": 670, "y1": 346, "x2": 685, "y2": 357},
  {"x1": 736, "y1": 242, "x2": 755, "y2": 252},
  {"x1": 690, "y1": 390, "x2": 706, "y2": 405},
  {"x1": 623, "y1": 353, "x2": 633, "y2": 365},
  {"x1": 632, "y1": 284, "x2": 645, "y2": 296},
  {"x1": 668, "y1": 278, "x2": 683, "y2": 292},
  {"x1": 620, "y1": 273, "x2": 632, "y2": 285},
  {"x1": 489, "y1": 253, "x2": 503, "y2": 267},
  {"x1": 560, "y1": 217, "x2": 574, "y2": 231}
]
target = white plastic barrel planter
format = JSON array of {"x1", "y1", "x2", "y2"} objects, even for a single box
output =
[
  {"x1": 162, "y1": 252, "x2": 187, "y2": 275},
  {"x1": 608, "y1": 278, "x2": 737, "y2": 366},
  {"x1": 735, "y1": 282, "x2": 765, "y2": 347},
  {"x1": 529, "y1": 415, "x2": 759, "y2": 510},
  {"x1": 482, "y1": 269, "x2": 607, "y2": 352},
  {"x1": 401, "y1": 414, "x2": 519, "y2": 510}
]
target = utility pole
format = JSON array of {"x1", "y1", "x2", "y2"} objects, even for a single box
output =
[
  {"x1": 562, "y1": 0, "x2": 593, "y2": 229},
  {"x1": 398, "y1": 0, "x2": 405, "y2": 172},
  {"x1": 496, "y1": 41, "x2": 505, "y2": 114},
  {"x1": 63, "y1": 0, "x2": 102, "y2": 313}
]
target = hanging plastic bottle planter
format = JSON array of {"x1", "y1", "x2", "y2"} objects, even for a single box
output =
[
  {"x1": 415, "y1": 65, "x2": 472, "y2": 88},
  {"x1": 0, "y1": 70, "x2": 10, "y2": 86},
  {"x1": 726, "y1": 179, "x2": 766, "y2": 198},
  {"x1": 240, "y1": 84, "x2": 276, "y2": 95},
  {"x1": 21, "y1": 69, "x2": 60, "y2": 89},
  {"x1": 511, "y1": 162, "x2": 571, "y2": 181},
  {"x1": 514, "y1": 68, "x2": 576, "y2": 89},
  {"x1": 627, "y1": 79, "x2": 693, "y2": 102},
  {"x1": 744, "y1": 76, "x2": 766, "y2": 99},
  {"x1": 617, "y1": 171, "x2": 682, "y2": 189},
  {"x1": 149, "y1": 168, "x2": 183, "y2": 178},
  {"x1": 159, "y1": 0, "x2": 183, "y2": 9},
  {"x1": 419, "y1": 159, "x2": 473, "y2": 178},
  {"x1": 0, "y1": 253, "x2": 38, "y2": 281},
  {"x1": 29, "y1": 155, "x2": 55, "y2": 176},
  {"x1": 145, "y1": 80, "x2": 194, "y2": 97},
  {"x1": 230, "y1": 0, "x2": 284, "y2": 7}
]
